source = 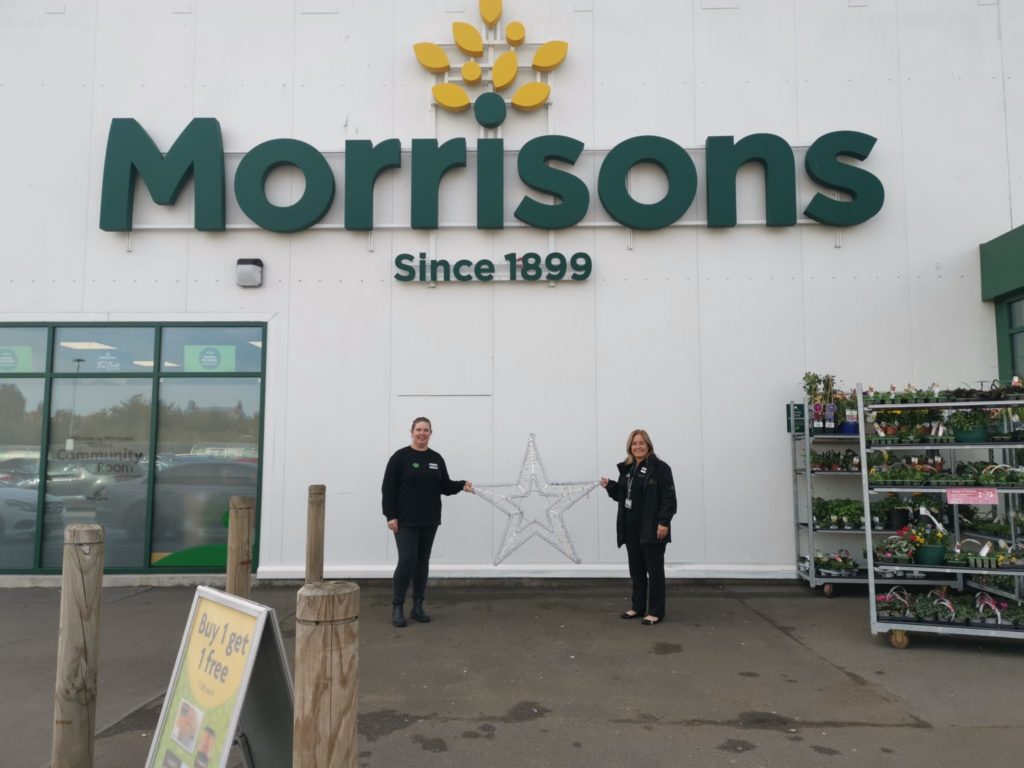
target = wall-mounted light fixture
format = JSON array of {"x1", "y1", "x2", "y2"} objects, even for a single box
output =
[{"x1": 236, "y1": 258, "x2": 264, "y2": 288}]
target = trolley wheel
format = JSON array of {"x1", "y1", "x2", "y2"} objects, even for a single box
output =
[
  {"x1": 822, "y1": 584, "x2": 835, "y2": 598},
  {"x1": 889, "y1": 630, "x2": 910, "y2": 649}
]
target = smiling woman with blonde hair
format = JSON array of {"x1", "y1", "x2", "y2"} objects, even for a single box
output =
[{"x1": 600, "y1": 429, "x2": 677, "y2": 625}]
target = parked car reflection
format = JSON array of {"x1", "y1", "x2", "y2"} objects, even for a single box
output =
[
  {"x1": 0, "y1": 458, "x2": 40, "y2": 486},
  {"x1": 23, "y1": 459, "x2": 149, "y2": 512},
  {"x1": 96, "y1": 460, "x2": 258, "y2": 547},
  {"x1": 0, "y1": 483, "x2": 64, "y2": 539}
]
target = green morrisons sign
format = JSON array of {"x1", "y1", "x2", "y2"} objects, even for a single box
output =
[{"x1": 99, "y1": 118, "x2": 884, "y2": 235}]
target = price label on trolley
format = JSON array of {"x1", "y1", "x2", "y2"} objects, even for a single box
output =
[{"x1": 946, "y1": 487, "x2": 998, "y2": 505}]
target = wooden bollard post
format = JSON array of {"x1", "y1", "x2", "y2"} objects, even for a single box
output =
[
  {"x1": 51, "y1": 524, "x2": 104, "y2": 768},
  {"x1": 226, "y1": 495, "x2": 255, "y2": 599},
  {"x1": 306, "y1": 484, "x2": 326, "y2": 584},
  {"x1": 293, "y1": 581, "x2": 359, "y2": 768}
]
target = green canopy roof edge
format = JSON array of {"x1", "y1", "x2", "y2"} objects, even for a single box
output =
[{"x1": 980, "y1": 224, "x2": 1024, "y2": 302}]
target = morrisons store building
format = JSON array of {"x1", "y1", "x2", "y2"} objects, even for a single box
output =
[{"x1": 2, "y1": 0, "x2": 1023, "y2": 579}]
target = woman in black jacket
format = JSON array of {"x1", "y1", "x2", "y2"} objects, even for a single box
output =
[
  {"x1": 381, "y1": 417, "x2": 473, "y2": 627},
  {"x1": 600, "y1": 429, "x2": 677, "y2": 625}
]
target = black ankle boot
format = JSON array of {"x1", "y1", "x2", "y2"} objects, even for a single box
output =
[
  {"x1": 410, "y1": 599, "x2": 431, "y2": 623},
  {"x1": 392, "y1": 602, "x2": 407, "y2": 628}
]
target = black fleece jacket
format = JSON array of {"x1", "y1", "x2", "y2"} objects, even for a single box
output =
[{"x1": 381, "y1": 446, "x2": 465, "y2": 526}]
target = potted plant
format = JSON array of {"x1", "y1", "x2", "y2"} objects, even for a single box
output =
[
  {"x1": 1002, "y1": 604, "x2": 1024, "y2": 628},
  {"x1": 834, "y1": 388, "x2": 859, "y2": 435},
  {"x1": 914, "y1": 595, "x2": 939, "y2": 623},
  {"x1": 901, "y1": 522, "x2": 948, "y2": 565},
  {"x1": 814, "y1": 549, "x2": 857, "y2": 577},
  {"x1": 948, "y1": 409, "x2": 993, "y2": 443},
  {"x1": 949, "y1": 595, "x2": 977, "y2": 625},
  {"x1": 803, "y1": 371, "x2": 841, "y2": 434},
  {"x1": 974, "y1": 593, "x2": 1010, "y2": 626},
  {"x1": 875, "y1": 587, "x2": 910, "y2": 619}
]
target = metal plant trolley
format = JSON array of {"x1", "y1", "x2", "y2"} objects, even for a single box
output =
[
  {"x1": 789, "y1": 403, "x2": 956, "y2": 597},
  {"x1": 856, "y1": 387, "x2": 1024, "y2": 648}
]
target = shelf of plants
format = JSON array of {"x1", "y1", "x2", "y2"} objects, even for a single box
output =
[
  {"x1": 856, "y1": 384, "x2": 1024, "y2": 649},
  {"x1": 788, "y1": 373, "x2": 962, "y2": 597}
]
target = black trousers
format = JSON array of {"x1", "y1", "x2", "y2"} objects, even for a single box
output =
[
  {"x1": 392, "y1": 524, "x2": 438, "y2": 605},
  {"x1": 625, "y1": 532, "x2": 667, "y2": 619}
]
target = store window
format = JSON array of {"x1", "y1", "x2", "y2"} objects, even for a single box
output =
[
  {"x1": 150, "y1": 378, "x2": 261, "y2": 567},
  {"x1": 1008, "y1": 298, "x2": 1024, "y2": 377},
  {"x1": 0, "y1": 323, "x2": 265, "y2": 574},
  {"x1": 43, "y1": 378, "x2": 152, "y2": 568},
  {"x1": 0, "y1": 378, "x2": 45, "y2": 569},
  {"x1": 0, "y1": 327, "x2": 47, "y2": 373},
  {"x1": 161, "y1": 326, "x2": 263, "y2": 373},
  {"x1": 54, "y1": 327, "x2": 156, "y2": 373}
]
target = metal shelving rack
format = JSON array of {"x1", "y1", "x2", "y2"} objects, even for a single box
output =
[
  {"x1": 788, "y1": 402, "x2": 956, "y2": 596},
  {"x1": 856, "y1": 387, "x2": 1024, "y2": 648}
]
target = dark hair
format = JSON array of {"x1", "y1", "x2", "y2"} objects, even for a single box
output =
[
  {"x1": 411, "y1": 417, "x2": 432, "y2": 432},
  {"x1": 624, "y1": 428, "x2": 655, "y2": 465}
]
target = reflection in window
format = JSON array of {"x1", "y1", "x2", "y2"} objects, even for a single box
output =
[
  {"x1": 0, "y1": 379, "x2": 45, "y2": 568},
  {"x1": 1010, "y1": 299, "x2": 1024, "y2": 330},
  {"x1": 1013, "y1": 333, "x2": 1024, "y2": 378},
  {"x1": 151, "y1": 378, "x2": 261, "y2": 566},
  {"x1": 161, "y1": 327, "x2": 263, "y2": 373},
  {"x1": 53, "y1": 327, "x2": 156, "y2": 374},
  {"x1": 0, "y1": 327, "x2": 48, "y2": 374},
  {"x1": 43, "y1": 378, "x2": 152, "y2": 568}
]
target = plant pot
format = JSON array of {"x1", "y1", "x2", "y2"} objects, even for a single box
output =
[
  {"x1": 837, "y1": 421, "x2": 859, "y2": 435},
  {"x1": 888, "y1": 508, "x2": 911, "y2": 529},
  {"x1": 955, "y1": 426, "x2": 988, "y2": 443},
  {"x1": 913, "y1": 545, "x2": 947, "y2": 565}
]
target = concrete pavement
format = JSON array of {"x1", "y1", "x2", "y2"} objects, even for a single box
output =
[{"x1": 3, "y1": 580, "x2": 1023, "y2": 767}]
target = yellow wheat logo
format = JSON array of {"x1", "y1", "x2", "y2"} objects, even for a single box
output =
[{"x1": 413, "y1": 0, "x2": 567, "y2": 127}]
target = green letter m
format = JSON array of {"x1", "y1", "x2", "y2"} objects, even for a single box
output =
[{"x1": 99, "y1": 118, "x2": 225, "y2": 231}]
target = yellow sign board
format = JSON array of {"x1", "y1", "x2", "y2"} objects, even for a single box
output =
[{"x1": 146, "y1": 587, "x2": 292, "y2": 768}]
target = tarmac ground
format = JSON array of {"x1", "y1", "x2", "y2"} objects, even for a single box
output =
[{"x1": 4, "y1": 580, "x2": 1024, "y2": 768}]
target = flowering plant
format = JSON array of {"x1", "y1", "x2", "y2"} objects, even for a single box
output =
[
  {"x1": 814, "y1": 549, "x2": 858, "y2": 574},
  {"x1": 875, "y1": 534, "x2": 915, "y2": 561},
  {"x1": 899, "y1": 522, "x2": 947, "y2": 548},
  {"x1": 875, "y1": 588, "x2": 910, "y2": 617},
  {"x1": 975, "y1": 593, "x2": 1011, "y2": 624}
]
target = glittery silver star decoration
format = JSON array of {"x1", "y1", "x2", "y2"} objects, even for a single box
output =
[{"x1": 474, "y1": 434, "x2": 598, "y2": 565}]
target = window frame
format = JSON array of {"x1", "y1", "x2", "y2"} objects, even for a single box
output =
[{"x1": 0, "y1": 322, "x2": 266, "y2": 575}]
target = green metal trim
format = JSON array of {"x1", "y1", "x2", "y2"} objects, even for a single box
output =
[
  {"x1": 143, "y1": 330, "x2": 161, "y2": 569},
  {"x1": 995, "y1": 298, "x2": 1020, "y2": 381},
  {"x1": 253, "y1": 324, "x2": 267, "y2": 573},
  {"x1": 980, "y1": 225, "x2": 1024, "y2": 302},
  {"x1": 33, "y1": 327, "x2": 55, "y2": 569}
]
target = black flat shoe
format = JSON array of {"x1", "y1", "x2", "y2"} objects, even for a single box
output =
[
  {"x1": 620, "y1": 611, "x2": 640, "y2": 619},
  {"x1": 392, "y1": 603, "x2": 407, "y2": 628},
  {"x1": 641, "y1": 616, "x2": 662, "y2": 625}
]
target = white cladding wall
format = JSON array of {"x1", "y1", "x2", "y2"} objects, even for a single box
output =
[{"x1": 1, "y1": 0, "x2": 1022, "y2": 577}]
